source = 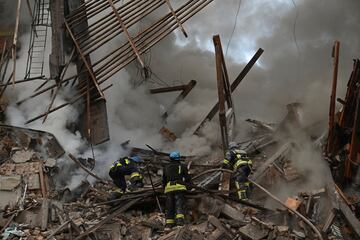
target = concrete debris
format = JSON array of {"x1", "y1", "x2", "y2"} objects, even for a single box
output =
[
  {"x1": 1, "y1": 93, "x2": 357, "y2": 240},
  {"x1": 0, "y1": 5, "x2": 359, "y2": 240},
  {"x1": 0, "y1": 175, "x2": 21, "y2": 190},
  {"x1": 239, "y1": 223, "x2": 269, "y2": 240},
  {"x1": 11, "y1": 149, "x2": 34, "y2": 163}
]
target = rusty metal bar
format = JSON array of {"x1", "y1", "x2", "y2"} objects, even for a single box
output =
[
  {"x1": 81, "y1": 0, "x2": 164, "y2": 55},
  {"x1": 87, "y1": 0, "x2": 205, "y2": 73},
  {"x1": 74, "y1": 0, "x2": 147, "y2": 41},
  {"x1": 85, "y1": 0, "x2": 200, "y2": 74},
  {"x1": 0, "y1": 76, "x2": 46, "y2": 87},
  {"x1": 64, "y1": 21, "x2": 105, "y2": 99},
  {"x1": 42, "y1": 81, "x2": 63, "y2": 123},
  {"x1": 18, "y1": 0, "x2": 214, "y2": 111},
  {"x1": 95, "y1": 0, "x2": 212, "y2": 82},
  {"x1": 327, "y1": 41, "x2": 340, "y2": 155},
  {"x1": 25, "y1": 84, "x2": 113, "y2": 124},
  {"x1": 66, "y1": 0, "x2": 106, "y2": 24},
  {"x1": 107, "y1": 0, "x2": 145, "y2": 68},
  {"x1": 164, "y1": 0, "x2": 188, "y2": 38},
  {"x1": 12, "y1": 0, "x2": 21, "y2": 86}
]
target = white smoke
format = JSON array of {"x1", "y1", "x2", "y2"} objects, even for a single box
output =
[{"x1": 3, "y1": 0, "x2": 360, "y2": 188}]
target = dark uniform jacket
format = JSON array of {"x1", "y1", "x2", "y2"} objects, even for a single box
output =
[
  {"x1": 223, "y1": 149, "x2": 252, "y2": 171},
  {"x1": 162, "y1": 161, "x2": 191, "y2": 193}
]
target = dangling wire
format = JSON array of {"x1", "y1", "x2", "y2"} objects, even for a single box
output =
[
  {"x1": 225, "y1": 0, "x2": 242, "y2": 58},
  {"x1": 290, "y1": 0, "x2": 300, "y2": 59}
]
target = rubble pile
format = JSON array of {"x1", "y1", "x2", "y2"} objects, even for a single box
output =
[
  {"x1": 0, "y1": 1, "x2": 360, "y2": 240},
  {"x1": 0, "y1": 99, "x2": 358, "y2": 240}
]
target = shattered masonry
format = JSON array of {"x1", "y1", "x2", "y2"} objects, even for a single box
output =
[{"x1": 1, "y1": 1, "x2": 360, "y2": 240}]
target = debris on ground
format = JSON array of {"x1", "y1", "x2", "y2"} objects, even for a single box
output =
[{"x1": 0, "y1": 2, "x2": 359, "y2": 240}]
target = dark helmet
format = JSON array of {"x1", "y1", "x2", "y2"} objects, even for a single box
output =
[
  {"x1": 169, "y1": 151, "x2": 181, "y2": 161},
  {"x1": 229, "y1": 142, "x2": 238, "y2": 150}
]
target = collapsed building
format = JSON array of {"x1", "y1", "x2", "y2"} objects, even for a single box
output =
[{"x1": 1, "y1": 0, "x2": 360, "y2": 240}]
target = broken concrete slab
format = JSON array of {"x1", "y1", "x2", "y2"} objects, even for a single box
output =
[
  {"x1": 208, "y1": 215, "x2": 234, "y2": 238},
  {"x1": 98, "y1": 224, "x2": 122, "y2": 239},
  {"x1": 11, "y1": 149, "x2": 34, "y2": 163},
  {"x1": 0, "y1": 175, "x2": 21, "y2": 190},
  {"x1": 40, "y1": 199, "x2": 49, "y2": 231},
  {"x1": 0, "y1": 188, "x2": 21, "y2": 209},
  {"x1": 44, "y1": 158, "x2": 56, "y2": 168},
  {"x1": 198, "y1": 196, "x2": 224, "y2": 217},
  {"x1": 221, "y1": 203, "x2": 246, "y2": 222},
  {"x1": 25, "y1": 173, "x2": 41, "y2": 190},
  {"x1": 208, "y1": 229, "x2": 231, "y2": 240},
  {"x1": 239, "y1": 223, "x2": 269, "y2": 240}
]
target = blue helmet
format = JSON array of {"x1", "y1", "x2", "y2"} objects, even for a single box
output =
[
  {"x1": 130, "y1": 155, "x2": 142, "y2": 163},
  {"x1": 169, "y1": 151, "x2": 181, "y2": 161}
]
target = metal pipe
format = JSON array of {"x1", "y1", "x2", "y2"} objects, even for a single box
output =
[
  {"x1": 97, "y1": 0, "x2": 212, "y2": 82},
  {"x1": 249, "y1": 179, "x2": 324, "y2": 240},
  {"x1": 74, "y1": 0, "x2": 146, "y2": 42}
]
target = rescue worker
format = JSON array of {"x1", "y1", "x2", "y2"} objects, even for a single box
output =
[
  {"x1": 222, "y1": 142, "x2": 253, "y2": 200},
  {"x1": 162, "y1": 151, "x2": 191, "y2": 230},
  {"x1": 109, "y1": 155, "x2": 144, "y2": 200}
]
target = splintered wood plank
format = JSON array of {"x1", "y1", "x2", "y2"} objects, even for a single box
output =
[{"x1": 219, "y1": 172, "x2": 231, "y2": 196}]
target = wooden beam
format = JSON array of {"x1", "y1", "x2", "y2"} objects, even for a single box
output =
[
  {"x1": 150, "y1": 85, "x2": 189, "y2": 94},
  {"x1": 327, "y1": 41, "x2": 340, "y2": 155},
  {"x1": 107, "y1": 0, "x2": 145, "y2": 68},
  {"x1": 214, "y1": 35, "x2": 229, "y2": 153},
  {"x1": 193, "y1": 48, "x2": 264, "y2": 135},
  {"x1": 68, "y1": 153, "x2": 108, "y2": 183},
  {"x1": 38, "y1": 161, "x2": 47, "y2": 198},
  {"x1": 161, "y1": 80, "x2": 197, "y2": 119},
  {"x1": 213, "y1": 35, "x2": 231, "y2": 195}
]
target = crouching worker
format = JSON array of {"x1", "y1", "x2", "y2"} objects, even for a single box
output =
[
  {"x1": 108, "y1": 155, "x2": 144, "y2": 200},
  {"x1": 222, "y1": 142, "x2": 253, "y2": 200},
  {"x1": 162, "y1": 151, "x2": 191, "y2": 230}
]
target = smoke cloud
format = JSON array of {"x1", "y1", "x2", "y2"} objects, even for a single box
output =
[{"x1": 3, "y1": 0, "x2": 360, "y2": 189}]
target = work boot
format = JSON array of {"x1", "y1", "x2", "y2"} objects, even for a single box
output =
[
  {"x1": 238, "y1": 191, "x2": 248, "y2": 201},
  {"x1": 127, "y1": 184, "x2": 137, "y2": 192},
  {"x1": 135, "y1": 181, "x2": 144, "y2": 188},
  {"x1": 164, "y1": 223, "x2": 175, "y2": 232},
  {"x1": 176, "y1": 218, "x2": 185, "y2": 227},
  {"x1": 107, "y1": 189, "x2": 123, "y2": 205}
]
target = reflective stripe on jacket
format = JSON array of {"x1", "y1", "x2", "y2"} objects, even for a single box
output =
[
  {"x1": 110, "y1": 158, "x2": 131, "y2": 170},
  {"x1": 164, "y1": 182, "x2": 187, "y2": 193},
  {"x1": 233, "y1": 159, "x2": 252, "y2": 171},
  {"x1": 130, "y1": 172, "x2": 141, "y2": 179}
]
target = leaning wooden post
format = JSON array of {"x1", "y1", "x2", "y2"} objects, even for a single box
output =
[{"x1": 327, "y1": 41, "x2": 340, "y2": 155}]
